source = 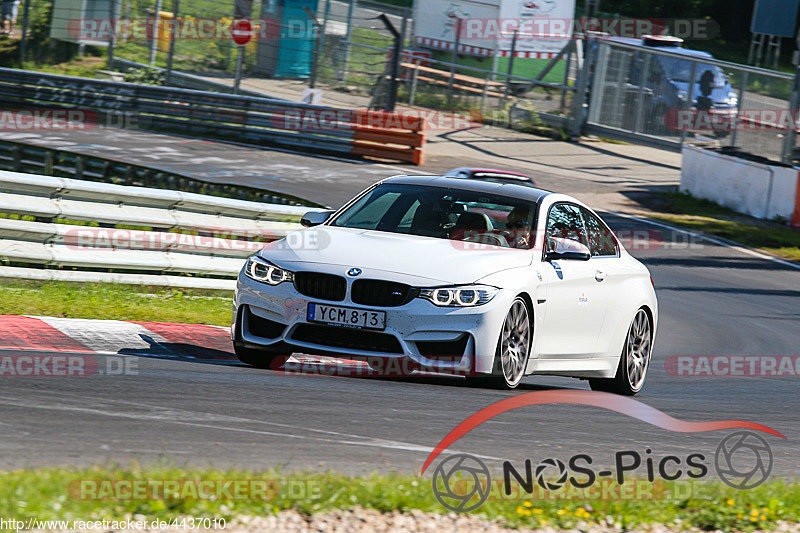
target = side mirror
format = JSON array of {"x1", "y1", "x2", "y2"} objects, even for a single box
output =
[
  {"x1": 300, "y1": 210, "x2": 334, "y2": 227},
  {"x1": 545, "y1": 237, "x2": 591, "y2": 262}
]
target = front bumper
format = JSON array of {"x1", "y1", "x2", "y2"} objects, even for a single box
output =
[{"x1": 233, "y1": 272, "x2": 513, "y2": 375}]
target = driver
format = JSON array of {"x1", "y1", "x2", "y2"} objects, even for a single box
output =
[{"x1": 506, "y1": 206, "x2": 533, "y2": 248}]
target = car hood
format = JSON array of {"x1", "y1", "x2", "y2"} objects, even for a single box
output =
[{"x1": 257, "y1": 226, "x2": 532, "y2": 285}]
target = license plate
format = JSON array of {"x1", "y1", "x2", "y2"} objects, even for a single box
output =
[{"x1": 307, "y1": 303, "x2": 386, "y2": 331}]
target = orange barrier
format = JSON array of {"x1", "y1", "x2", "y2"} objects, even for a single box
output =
[{"x1": 351, "y1": 110, "x2": 427, "y2": 165}]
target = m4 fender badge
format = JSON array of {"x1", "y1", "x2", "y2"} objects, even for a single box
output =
[
  {"x1": 578, "y1": 292, "x2": 589, "y2": 306},
  {"x1": 347, "y1": 268, "x2": 362, "y2": 277}
]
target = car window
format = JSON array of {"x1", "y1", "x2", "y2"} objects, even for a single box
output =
[
  {"x1": 333, "y1": 189, "x2": 402, "y2": 229},
  {"x1": 581, "y1": 208, "x2": 618, "y2": 257},
  {"x1": 331, "y1": 184, "x2": 536, "y2": 249},
  {"x1": 397, "y1": 199, "x2": 420, "y2": 230},
  {"x1": 545, "y1": 203, "x2": 588, "y2": 253}
]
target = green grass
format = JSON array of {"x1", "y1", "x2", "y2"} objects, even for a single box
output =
[
  {"x1": 0, "y1": 466, "x2": 798, "y2": 531},
  {"x1": 20, "y1": 56, "x2": 108, "y2": 78},
  {"x1": 649, "y1": 192, "x2": 800, "y2": 263},
  {"x1": 0, "y1": 279, "x2": 232, "y2": 325}
]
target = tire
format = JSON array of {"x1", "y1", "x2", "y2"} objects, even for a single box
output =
[
  {"x1": 590, "y1": 308, "x2": 652, "y2": 396},
  {"x1": 233, "y1": 307, "x2": 291, "y2": 369},
  {"x1": 233, "y1": 339, "x2": 289, "y2": 369},
  {"x1": 468, "y1": 297, "x2": 532, "y2": 390}
]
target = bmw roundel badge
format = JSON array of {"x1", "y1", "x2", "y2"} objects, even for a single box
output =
[{"x1": 347, "y1": 268, "x2": 362, "y2": 277}]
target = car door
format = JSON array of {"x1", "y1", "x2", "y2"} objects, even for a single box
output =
[
  {"x1": 581, "y1": 207, "x2": 627, "y2": 356},
  {"x1": 537, "y1": 203, "x2": 611, "y2": 359}
]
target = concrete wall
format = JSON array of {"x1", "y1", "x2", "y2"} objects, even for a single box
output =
[{"x1": 681, "y1": 144, "x2": 799, "y2": 221}]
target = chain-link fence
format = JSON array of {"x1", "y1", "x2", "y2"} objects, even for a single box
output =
[
  {"x1": 92, "y1": 0, "x2": 580, "y2": 130},
  {"x1": 585, "y1": 39, "x2": 796, "y2": 163},
  {"x1": 44, "y1": 0, "x2": 800, "y2": 163}
]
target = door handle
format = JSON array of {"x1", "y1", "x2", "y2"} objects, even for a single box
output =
[{"x1": 595, "y1": 270, "x2": 607, "y2": 282}]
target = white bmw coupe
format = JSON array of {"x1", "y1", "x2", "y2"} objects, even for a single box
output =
[{"x1": 233, "y1": 176, "x2": 657, "y2": 394}]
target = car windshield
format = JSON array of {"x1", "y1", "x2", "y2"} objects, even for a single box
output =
[
  {"x1": 658, "y1": 57, "x2": 725, "y2": 84},
  {"x1": 330, "y1": 183, "x2": 536, "y2": 249}
]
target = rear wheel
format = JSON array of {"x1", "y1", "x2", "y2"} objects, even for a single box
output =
[
  {"x1": 589, "y1": 309, "x2": 652, "y2": 396},
  {"x1": 468, "y1": 297, "x2": 531, "y2": 390}
]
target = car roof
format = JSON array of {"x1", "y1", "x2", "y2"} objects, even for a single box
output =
[
  {"x1": 602, "y1": 37, "x2": 714, "y2": 59},
  {"x1": 381, "y1": 175, "x2": 551, "y2": 203}
]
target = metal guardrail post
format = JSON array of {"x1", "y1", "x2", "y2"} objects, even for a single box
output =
[
  {"x1": 11, "y1": 146, "x2": 21, "y2": 172},
  {"x1": 632, "y1": 54, "x2": 651, "y2": 134},
  {"x1": 560, "y1": 43, "x2": 573, "y2": 111},
  {"x1": 339, "y1": 0, "x2": 356, "y2": 83},
  {"x1": 378, "y1": 14, "x2": 401, "y2": 113},
  {"x1": 504, "y1": 31, "x2": 518, "y2": 101},
  {"x1": 481, "y1": 78, "x2": 488, "y2": 116},
  {"x1": 679, "y1": 62, "x2": 698, "y2": 145},
  {"x1": 18, "y1": 0, "x2": 31, "y2": 65},
  {"x1": 75, "y1": 156, "x2": 85, "y2": 180},
  {"x1": 409, "y1": 64, "x2": 419, "y2": 106},
  {"x1": 107, "y1": 0, "x2": 118, "y2": 69},
  {"x1": 43, "y1": 151, "x2": 54, "y2": 176},
  {"x1": 448, "y1": 18, "x2": 461, "y2": 107},
  {"x1": 781, "y1": 65, "x2": 800, "y2": 164},
  {"x1": 233, "y1": 45, "x2": 245, "y2": 94},
  {"x1": 149, "y1": 0, "x2": 163, "y2": 66},
  {"x1": 165, "y1": 0, "x2": 180, "y2": 85},
  {"x1": 306, "y1": 4, "x2": 326, "y2": 89},
  {"x1": 570, "y1": 40, "x2": 598, "y2": 137},
  {"x1": 729, "y1": 72, "x2": 748, "y2": 148}
]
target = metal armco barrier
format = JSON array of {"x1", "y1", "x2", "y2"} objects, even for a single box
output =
[
  {"x1": 0, "y1": 170, "x2": 324, "y2": 290},
  {"x1": 0, "y1": 68, "x2": 427, "y2": 165},
  {"x1": 0, "y1": 139, "x2": 318, "y2": 207}
]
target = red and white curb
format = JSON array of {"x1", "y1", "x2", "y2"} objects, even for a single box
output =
[
  {"x1": 0, "y1": 315, "x2": 234, "y2": 359},
  {"x1": 0, "y1": 315, "x2": 367, "y2": 369}
]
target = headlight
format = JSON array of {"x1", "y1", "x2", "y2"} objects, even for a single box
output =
[
  {"x1": 244, "y1": 256, "x2": 293, "y2": 285},
  {"x1": 677, "y1": 90, "x2": 689, "y2": 101},
  {"x1": 418, "y1": 285, "x2": 499, "y2": 307},
  {"x1": 728, "y1": 92, "x2": 738, "y2": 107}
]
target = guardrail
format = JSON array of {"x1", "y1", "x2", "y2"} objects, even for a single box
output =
[
  {"x1": 0, "y1": 170, "x2": 325, "y2": 290},
  {"x1": 0, "y1": 138, "x2": 319, "y2": 207},
  {"x1": 0, "y1": 68, "x2": 427, "y2": 165}
]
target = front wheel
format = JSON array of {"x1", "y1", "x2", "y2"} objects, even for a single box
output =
[
  {"x1": 233, "y1": 339, "x2": 289, "y2": 369},
  {"x1": 589, "y1": 308, "x2": 652, "y2": 396},
  {"x1": 468, "y1": 297, "x2": 532, "y2": 389}
]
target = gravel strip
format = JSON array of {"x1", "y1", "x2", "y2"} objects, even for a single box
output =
[{"x1": 30, "y1": 508, "x2": 800, "y2": 533}]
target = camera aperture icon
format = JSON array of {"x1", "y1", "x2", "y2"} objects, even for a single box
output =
[
  {"x1": 715, "y1": 431, "x2": 773, "y2": 490},
  {"x1": 431, "y1": 454, "x2": 491, "y2": 512}
]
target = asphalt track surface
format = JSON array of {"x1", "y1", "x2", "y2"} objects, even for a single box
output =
[{"x1": 0, "y1": 214, "x2": 798, "y2": 482}]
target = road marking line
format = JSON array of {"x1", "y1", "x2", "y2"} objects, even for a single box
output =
[
  {"x1": 0, "y1": 392, "x2": 502, "y2": 461},
  {"x1": 607, "y1": 211, "x2": 800, "y2": 272}
]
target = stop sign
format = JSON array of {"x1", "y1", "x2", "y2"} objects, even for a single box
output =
[{"x1": 231, "y1": 19, "x2": 253, "y2": 46}]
